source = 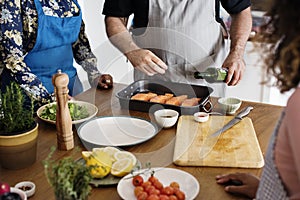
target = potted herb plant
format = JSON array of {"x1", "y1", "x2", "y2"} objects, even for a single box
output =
[
  {"x1": 43, "y1": 147, "x2": 93, "y2": 200},
  {"x1": 0, "y1": 81, "x2": 38, "y2": 170}
]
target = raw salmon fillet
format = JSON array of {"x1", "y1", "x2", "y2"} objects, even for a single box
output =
[
  {"x1": 165, "y1": 95, "x2": 188, "y2": 106},
  {"x1": 131, "y1": 92, "x2": 157, "y2": 101},
  {"x1": 181, "y1": 98, "x2": 201, "y2": 106},
  {"x1": 150, "y1": 93, "x2": 174, "y2": 103}
]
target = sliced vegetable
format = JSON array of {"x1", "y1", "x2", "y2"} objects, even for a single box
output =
[{"x1": 40, "y1": 102, "x2": 89, "y2": 121}]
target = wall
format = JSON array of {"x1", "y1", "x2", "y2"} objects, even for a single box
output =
[
  {"x1": 226, "y1": 41, "x2": 291, "y2": 106},
  {"x1": 77, "y1": 0, "x2": 133, "y2": 91}
]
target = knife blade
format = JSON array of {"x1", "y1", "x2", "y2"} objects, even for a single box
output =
[
  {"x1": 210, "y1": 106, "x2": 253, "y2": 137},
  {"x1": 199, "y1": 106, "x2": 253, "y2": 159}
]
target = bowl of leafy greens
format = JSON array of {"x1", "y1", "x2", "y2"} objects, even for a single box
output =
[{"x1": 37, "y1": 100, "x2": 98, "y2": 125}]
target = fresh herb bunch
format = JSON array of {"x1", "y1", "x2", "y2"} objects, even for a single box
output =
[
  {"x1": 40, "y1": 102, "x2": 89, "y2": 121},
  {"x1": 43, "y1": 147, "x2": 93, "y2": 200},
  {"x1": 0, "y1": 82, "x2": 35, "y2": 135}
]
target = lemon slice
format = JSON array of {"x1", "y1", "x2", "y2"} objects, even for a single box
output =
[
  {"x1": 92, "y1": 147, "x2": 104, "y2": 153},
  {"x1": 92, "y1": 149, "x2": 113, "y2": 167},
  {"x1": 85, "y1": 150, "x2": 113, "y2": 178},
  {"x1": 102, "y1": 147, "x2": 121, "y2": 162},
  {"x1": 113, "y1": 151, "x2": 137, "y2": 166},
  {"x1": 81, "y1": 151, "x2": 92, "y2": 161},
  {"x1": 111, "y1": 158, "x2": 134, "y2": 177}
]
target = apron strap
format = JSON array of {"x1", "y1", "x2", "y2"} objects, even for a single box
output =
[{"x1": 215, "y1": 0, "x2": 228, "y2": 36}]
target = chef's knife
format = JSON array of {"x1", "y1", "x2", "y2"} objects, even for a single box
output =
[
  {"x1": 199, "y1": 106, "x2": 253, "y2": 159},
  {"x1": 210, "y1": 106, "x2": 253, "y2": 137}
]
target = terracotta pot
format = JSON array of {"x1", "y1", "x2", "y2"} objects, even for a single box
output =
[{"x1": 0, "y1": 123, "x2": 38, "y2": 170}]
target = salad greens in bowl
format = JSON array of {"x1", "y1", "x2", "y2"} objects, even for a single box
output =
[{"x1": 37, "y1": 101, "x2": 98, "y2": 124}]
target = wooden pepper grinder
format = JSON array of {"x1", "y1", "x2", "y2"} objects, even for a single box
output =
[{"x1": 52, "y1": 69, "x2": 74, "y2": 150}]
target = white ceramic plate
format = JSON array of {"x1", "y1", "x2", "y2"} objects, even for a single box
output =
[
  {"x1": 117, "y1": 167, "x2": 200, "y2": 199},
  {"x1": 37, "y1": 100, "x2": 98, "y2": 125},
  {"x1": 77, "y1": 116, "x2": 158, "y2": 148}
]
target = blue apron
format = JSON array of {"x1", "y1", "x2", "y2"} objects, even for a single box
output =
[{"x1": 24, "y1": 0, "x2": 83, "y2": 96}]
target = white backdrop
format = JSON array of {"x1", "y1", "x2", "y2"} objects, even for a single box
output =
[{"x1": 76, "y1": 0, "x2": 134, "y2": 90}]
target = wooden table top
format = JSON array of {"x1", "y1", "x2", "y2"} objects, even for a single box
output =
[{"x1": 0, "y1": 83, "x2": 283, "y2": 200}]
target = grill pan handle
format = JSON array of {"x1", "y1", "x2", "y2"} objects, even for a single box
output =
[{"x1": 202, "y1": 100, "x2": 212, "y2": 112}]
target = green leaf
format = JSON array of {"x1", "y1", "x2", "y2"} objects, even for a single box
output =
[{"x1": 43, "y1": 147, "x2": 93, "y2": 200}]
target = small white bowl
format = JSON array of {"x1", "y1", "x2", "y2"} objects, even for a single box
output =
[
  {"x1": 193, "y1": 112, "x2": 209, "y2": 123},
  {"x1": 218, "y1": 97, "x2": 242, "y2": 114},
  {"x1": 14, "y1": 181, "x2": 35, "y2": 198},
  {"x1": 10, "y1": 187, "x2": 27, "y2": 200},
  {"x1": 154, "y1": 109, "x2": 179, "y2": 128}
]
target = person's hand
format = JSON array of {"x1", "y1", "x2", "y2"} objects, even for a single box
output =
[
  {"x1": 96, "y1": 74, "x2": 113, "y2": 89},
  {"x1": 125, "y1": 49, "x2": 168, "y2": 76},
  {"x1": 216, "y1": 173, "x2": 259, "y2": 199},
  {"x1": 222, "y1": 51, "x2": 246, "y2": 86},
  {"x1": 68, "y1": 95, "x2": 74, "y2": 101}
]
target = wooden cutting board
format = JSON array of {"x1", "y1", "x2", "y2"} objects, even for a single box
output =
[{"x1": 173, "y1": 115, "x2": 264, "y2": 168}]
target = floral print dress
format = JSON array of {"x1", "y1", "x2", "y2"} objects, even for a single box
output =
[{"x1": 0, "y1": 0, "x2": 101, "y2": 104}]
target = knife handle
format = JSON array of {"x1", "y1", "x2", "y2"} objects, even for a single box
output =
[{"x1": 236, "y1": 106, "x2": 253, "y2": 119}]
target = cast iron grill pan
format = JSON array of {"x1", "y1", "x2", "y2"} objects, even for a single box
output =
[{"x1": 116, "y1": 79, "x2": 213, "y2": 115}]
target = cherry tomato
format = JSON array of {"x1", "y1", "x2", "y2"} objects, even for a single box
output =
[
  {"x1": 148, "y1": 188, "x2": 160, "y2": 196},
  {"x1": 169, "y1": 195, "x2": 178, "y2": 200},
  {"x1": 137, "y1": 191, "x2": 148, "y2": 200},
  {"x1": 169, "y1": 182, "x2": 180, "y2": 189},
  {"x1": 146, "y1": 194, "x2": 160, "y2": 200},
  {"x1": 153, "y1": 180, "x2": 163, "y2": 190},
  {"x1": 161, "y1": 186, "x2": 174, "y2": 196},
  {"x1": 159, "y1": 194, "x2": 170, "y2": 200},
  {"x1": 142, "y1": 181, "x2": 152, "y2": 188},
  {"x1": 133, "y1": 175, "x2": 144, "y2": 187},
  {"x1": 148, "y1": 175, "x2": 158, "y2": 184},
  {"x1": 174, "y1": 190, "x2": 185, "y2": 200},
  {"x1": 145, "y1": 185, "x2": 156, "y2": 194},
  {"x1": 134, "y1": 186, "x2": 144, "y2": 197},
  {"x1": 132, "y1": 174, "x2": 185, "y2": 200}
]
